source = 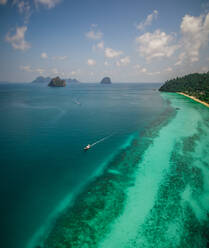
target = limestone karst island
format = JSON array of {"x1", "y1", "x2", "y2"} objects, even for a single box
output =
[
  {"x1": 100, "y1": 77, "x2": 112, "y2": 84},
  {"x1": 1, "y1": 1, "x2": 209, "y2": 248},
  {"x1": 48, "y1": 77, "x2": 66, "y2": 87}
]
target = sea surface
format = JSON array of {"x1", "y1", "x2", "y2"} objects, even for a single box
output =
[{"x1": 0, "y1": 82, "x2": 209, "y2": 248}]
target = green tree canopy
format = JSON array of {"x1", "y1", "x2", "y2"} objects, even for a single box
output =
[{"x1": 159, "y1": 72, "x2": 209, "y2": 103}]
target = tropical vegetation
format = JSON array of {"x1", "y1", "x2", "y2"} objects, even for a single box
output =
[{"x1": 159, "y1": 72, "x2": 209, "y2": 103}]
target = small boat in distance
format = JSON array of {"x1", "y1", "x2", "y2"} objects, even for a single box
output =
[
  {"x1": 84, "y1": 144, "x2": 91, "y2": 150},
  {"x1": 83, "y1": 135, "x2": 112, "y2": 151}
]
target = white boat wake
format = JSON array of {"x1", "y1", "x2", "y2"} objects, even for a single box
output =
[{"x1": 90, "y1": 135, "x2": 112, "y2": 147}]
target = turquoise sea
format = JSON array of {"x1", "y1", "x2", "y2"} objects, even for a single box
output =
[{"x1": 0, "y1": 83, "x2": 209, "y2": 248}]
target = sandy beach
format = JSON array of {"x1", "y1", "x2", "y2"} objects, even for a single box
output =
[{"x1": 177, "y1": 92, "x2": 209, "y2": 108}]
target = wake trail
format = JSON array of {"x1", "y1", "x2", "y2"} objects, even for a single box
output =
[
  {"x1": 90, "y1": 135, "x2": 112, "y2": 147},
  {"x1": 72, "y1": 97, "x2": 81, "y2": 105}
]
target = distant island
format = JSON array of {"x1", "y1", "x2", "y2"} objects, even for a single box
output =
[
  {"x1": 100, "y1": 77, "x2": 112, "y2": 84},
  {"x1": 159, "y1": 72, "x2": 209, "y2": 106},
  {"x1": 31, "y1": 76, "x2": 51, "y2": 84},
  {"x1": 65, "y1": 78, "x2": 80, "y2": 84},
  {"x1": 48, "y1": 77, "x2": 66, "y2": 87},
  {"x1": 32, "y1": 76, "x2": 80, "y2": 84}
]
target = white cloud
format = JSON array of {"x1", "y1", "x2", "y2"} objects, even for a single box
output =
[
  {"x1": 141, "y1": 67, "x2": 147, "y2": 73},
  {"x1": 86, "y1": 30, "x2": 103, "y2": 40},
  {"x1": 71, "y1": 71, "x2": 77, "y2": 76},
  {"x1": 40, "y1": 53, "x2": 68, "y2": 60},
  {"x1": 41, "y1": 52, "x2": 48, "y2": 59},
  {"x1": 13, "y1": 0, "x2": 31, "y2": 23},
  {"x1": 175, "y1": 52, "x2": 185, "y2": 66},
  {"x1": 116, "y1": 61, "x2": 120, "y2": 67},
  {"x1": 35, "y1": 0, "x2": 61, "y2": 8},
  {"x1": 53, "y1": 55, "x2": 68, "y2": 60},
  {"x1": 5, "y1": 26, "x2": 30, "y2": 51},
  {"x1": 20, "y1": 65, "x2": 45, "y2": 74},
  {"x1": 17, "y1": 1, "x2": 30, "y2": 14},
  {"x1": 87, "y1": 59, "x2": 96, "y2": 66},
  {"x1": 136, "y1": 29, "x2": 178, "y2": 61},
  {"x1": 20, "y1": 65, "x2": 32, "y2": 72},
  {"x1": 148, "y1": 71, "x2": 160, "y2": 75},
  {"x1": 0, "y1": 0, "x2": 7, "y2": 5},
  {"x1": 105, "y1": 48, "x2": 123, "y2": 58},
  {"x1": 36, "y1": 68, "x2": 45, "y2": 74},
  {"x1": 134, "y1": 65, "x2": 161, "y2": 75},
  {"x1": 180, "y1": 13, "x2": 209, "y2": 63},
  {"x1": 116, "y1": 56, "x2": 130, "y2": 66},
  {"x1": 69, "y1": 69, "x2": 80, "y2": 76},
  {"x1": 51, "y1": 68, "x2": 59, "y2": 74},
  {"x1": 147, "y1": 71, "x2": 160, "y2": 75},
  {"x1": 120, "y1": 56, "x2": 130, "y2": 65},
  {"x1": 97, "y1": 41, "x2": 104, "y2": 49},
  {"x1": 201, "y1": 66, "x2": 209, "y2": 72},
  {"x1": 165, "y1": 67, "x2": 173, "y2": 72},
  {"x1": 134, "y1": 64, "x2": 141, "y2": 70},
  {"x1": 92, "y1": 41, "x2": 104, "y2": 52},
  {"x1": 137, "y1": 10, "x2": 158, "y2": 31}
]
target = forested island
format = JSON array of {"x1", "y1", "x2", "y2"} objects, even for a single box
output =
[
  {"x1": 159, "y1": 72, "x2": 209, "y2": 104},
  {"x1": 48, "y1": 77, "x2": 66, "y2": 87}
]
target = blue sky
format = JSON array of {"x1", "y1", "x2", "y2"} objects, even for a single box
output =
[{"x1": 0, "y1": 0, "x2": 209, "y2": 82}]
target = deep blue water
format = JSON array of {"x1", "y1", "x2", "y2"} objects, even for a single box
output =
[{"x1": 0, "y1": 82, "x2": 166, "y2": 248}]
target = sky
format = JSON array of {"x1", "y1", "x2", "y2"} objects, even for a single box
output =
[{"x1": 0, "y1": 0, "x2": 209, "y2": 82}]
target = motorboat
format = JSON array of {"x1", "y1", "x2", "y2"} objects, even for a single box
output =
[{"x1": 84, "y1": 144, "x2": 91, "y2": 150}]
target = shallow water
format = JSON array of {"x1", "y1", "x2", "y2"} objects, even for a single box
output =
[
  {"x1": 1, "y1": 83, "x2": 209, "y2": 248},
  {"x1": 40, "y1": 93, "x2": 209, "y2": 248},
  {"x1": 99, "y1": 93, "x2": 209, "y2": 248},
  {"x1": 0, "y1": 82, "x2": 165, "y2": 248}
]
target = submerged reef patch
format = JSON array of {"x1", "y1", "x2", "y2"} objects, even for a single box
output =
[
  {"x1": 36, "y1": 93, "x2": 209, "y2": 248},
  {"x1": 37, "y1": 101, "x2": 175, "y2": 248}
]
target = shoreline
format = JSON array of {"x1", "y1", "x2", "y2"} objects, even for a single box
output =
[{"x1": 177, "y1": 92, "x2": 209, "y2": 108}]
